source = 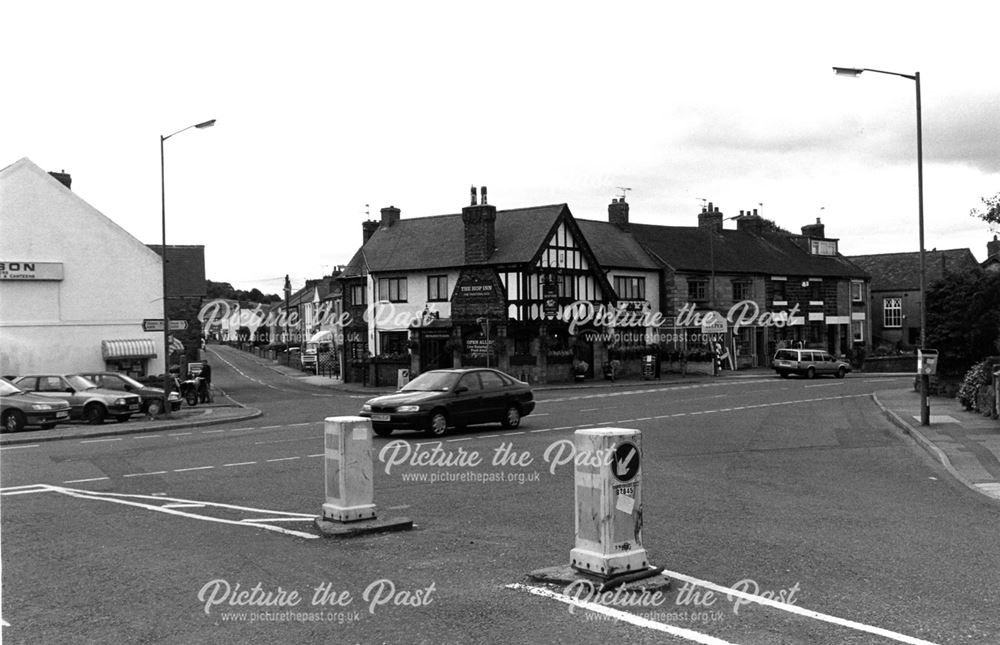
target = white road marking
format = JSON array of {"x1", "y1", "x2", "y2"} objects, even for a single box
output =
[
  {"x1": 202, "y1": 429, "x2": 226, "y2": 434},
  {"x1": 161, "y1": 503, "x2": 206, "y2": 509},
  {"x1": 123, "y1": 471, "x2": 167, "y2": 478},
  {"x1": 80, "y1": 438, "x2": 121, "y2": 444},
  {"x1": 505, "y1": 583, "x2": 736, "y2": 645},
  {"x1": 133, "y1": 435, "x2": 163, "y2": 439},
  {"x1": 223, "y1": 462, "x2": 257, "y2": 467},
  {"x1": 805, "y1": 382, "x2": 844, "y2": 388},
  {"x1": 259, "y1": 425, "x2": 282, "y2": 430},
  {"x1": 62, "y1": 477, "x2": 110, "y2": 484},
  {"x1": 173, "y1": 466, "x2": 214, "y2": 472},
  {"x1": 265, "y1": 457, "x2": 300, "y2": 462},
  {"x1": 446, "y1": 437, "x2": 473, "y2": 442},
  {"x1": 168, "y1": 432, "x2": 193, "y2": 436},
  {"x1": 0, "y1": 444, "x2": 39, "y2": 450},
  {"x1": 306, "y1": 453, "x2": 324, "y2": 458},
  {"x1": 505, "y1": 431, "x2": 525, "y2": 436},
  {"x1": 529, "y1": 428, "x2": 553, "y2": 433}
]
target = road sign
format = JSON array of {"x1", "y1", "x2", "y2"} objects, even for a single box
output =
[
  {"x1": 612, "y1": 441, "x2": 640, "y2": 483},
  {"x1": 142, "y1": 319, "x2": 188, "y2": 332}
]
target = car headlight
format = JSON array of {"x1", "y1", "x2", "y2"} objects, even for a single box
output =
[
  {"x1": 396, "y1": 405, "x2": 420, "y2": 413},
  {"x1": 168, "y1": 392, "x2": 181, "y2": 401},
  {"x1": 361, "y1": 404, "x2": 372, "y2": 412},
  {"x1": 30, "y1": 403, "x2": 53, "y2": 411},
  {"x1": 114, "y1": 398, "x2": 127, "y2": 406}
]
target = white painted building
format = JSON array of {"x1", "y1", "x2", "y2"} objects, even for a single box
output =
[{"x1": 0, "y1": 158, "x2": 165, "y2": 377}]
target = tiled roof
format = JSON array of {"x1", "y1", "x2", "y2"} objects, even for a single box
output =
[
  {"x1": 344, "y1": 205, "x2": 567, "y2": 274},
  {"x1": 848, "y1": 249, "x2": 982, "y2": 291},
  {"x1": 575, "y1": 220, "x2": 660, "y2": 270},
  {"x1": 629, "y1": 224, "x2": 869, "y2": 278}
]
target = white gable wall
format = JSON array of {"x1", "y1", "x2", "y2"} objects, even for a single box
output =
[{"x1": 0, "y1": 158, "x2": 165, "y2": 375}]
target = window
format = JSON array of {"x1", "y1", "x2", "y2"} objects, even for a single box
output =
[
  {"x1": 852, "y1": 320, "x2": 864, "y2": 342},
  {"x1": 732, "y1": 281, "x2": 751, "y2": 301},
  {"x1": 688, "y1": 279, "x2": 707, "y2": 302},
  {"x1": 478, "y1": 370, "x2": 506, "y2": 390},
  {"x1": 558, "y1": 276, "x2": 576, "y2": 299},
  {"x1": 851, "y1": 281, "x2": 864, "y2": 302},
  {"x1": 378, "y1": 331, "x2": 408, "y2": 355},
  {"x1": 378, "y1": 277, "x2": 407, "y2": 302},
  {"x1": 810, "y1": 281, "x2": 823, "y2": 302},
  {"x1": 427, "y1": 275, "x2": 448, "y2": 302},
  {"x1": 614, "y1": 276, "x2": 645, "y2": 300},
  {"x1": 349, "y1": 284, "x2": 366, "y2": 306},
  {"x1": 811, "y1": 240, "x2": 837, "y2": 255},
  {"x1": 772, "y1": 280, "x2": 786, "y2": 302},
  {"x1": 457, "y1": 373, "x2": 482, "y2": 392},
  {"x1": 883, "y1": 297, "x2": 902, "y2": 328}
]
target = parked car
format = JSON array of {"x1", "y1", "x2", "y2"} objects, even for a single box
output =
[
  {"x1": 773, "y1": 349, "x2": 851, "y2": 379},
  {"x1": 11, "y1": 374, "x2": 143, "y2": 424},
  {"x1": 359, "y1": 368, "x2": 535, "y2": 437},
  {"x1": 74, "y1": 372, "x2": 182, "y2": 415},
  {"x1": 1, "y1": 377, "x2": 72, "y2": 432}
]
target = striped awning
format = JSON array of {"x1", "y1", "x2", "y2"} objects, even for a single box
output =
[{"x1": 102, "y1": 338, "x2": 158, "y2": 359}]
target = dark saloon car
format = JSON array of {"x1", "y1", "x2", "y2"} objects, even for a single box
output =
[
  {"x1": 359, "y1": 368, "x2": 535, "y2": 437},
  {"x1": 1, "y1": 377, "x2": 72, "y2": 432},
  {"x1": 75, "y1": 371, "x2": 182, "y2": 415},
  {"x1": 12, "y1": 374, "x2": 142, "y2": 424}
]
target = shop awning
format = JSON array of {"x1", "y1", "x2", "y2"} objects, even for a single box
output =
[{"x1": 102, "y1": 339, "x2": 158, "y2": 360}]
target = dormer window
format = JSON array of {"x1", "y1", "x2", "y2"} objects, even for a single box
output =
[{"x1": 811, "y1": 240, "x2": 837, "y2": 255}]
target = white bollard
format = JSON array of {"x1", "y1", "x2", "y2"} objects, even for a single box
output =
[
  {"x1": 321, "y1": 416, "x2": 376, "y2": 522},
  {"x1": 570, "y1": 428, "x2": 649, "y2": 578}
]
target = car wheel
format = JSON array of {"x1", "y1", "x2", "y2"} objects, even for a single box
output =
[
  {"x1": 501, "y1": 405, "x2": 521, "y2": 429},
  {"x1": 806, "y1": 367, "x2": 816, "y2": 379},
  {"x1": 115, "y1": 415, "x2": 131, "y2": 423},
  {"x1": 185, "y1": 391, "x2": 199, "y2": 406},
  {"x1": 84, "y1": 403, "x2": 107, "y2": 425},
  {"x1": 2, "y1": 410, "x2": 25, "y2": 433},
  {"x1": 146, "y1": 399, "x2": 162, "y2": 416},
  {"x1": 836, "y1": 366, "x2": 847, "y2": 379},
  {"x1": 778, "y1": 372, "x2": 789, "y2": 379},
  {"x1": 425, "y1": 410, "x2": 449, "y2": 437},
  {"x1": 373, "y1": 426, "x2": 393, "y2": 437}
]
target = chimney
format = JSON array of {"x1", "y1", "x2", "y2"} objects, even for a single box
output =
[
  {"x1": 49, "y1": 170, "x2": 72, "y2": 190},
  {"x1": 698, "y1": 202, "x2": 724, "y2": 232},
  {"x1": 362, "y1": 219, "x2": 379, "y2": 244},
  {"x1": 609, "y1": 197, "x2": 629, "y2": 228},
  {"x1": 736, "y1": 213, "x2": 765, "y2": 235},
  {"x1": 801, "y1": 217, "x2": 825, "y2": 238},
  {"x1": 380, "y1": 205, "x2": 400, "y2": 227},
  {"x1": 462, "y1": 185, "x2": 497, "y2": 263},
  {"x1": 988, "y1": 235, "x2": 1000, "y2": 259}
]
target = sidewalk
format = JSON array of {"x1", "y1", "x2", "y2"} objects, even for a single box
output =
[
  {"x1": 0, "y1": 394, "x2": 262, "y2": 446},
  {"x1": 874, "y1": 389, "x2": 1000, "y2": 502}
]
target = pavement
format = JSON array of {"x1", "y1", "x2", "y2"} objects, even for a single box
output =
[{"x1": 5, "y1": 354, "x2": 998, "y2": 505}]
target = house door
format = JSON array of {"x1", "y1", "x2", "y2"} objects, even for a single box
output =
[{"x1": 421, "y1": 338, "x2": 453, "y2": 370}]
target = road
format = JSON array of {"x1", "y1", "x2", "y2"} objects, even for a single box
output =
[{"x1": 2, "y1": 345, "x2": 998, "y2": 644}]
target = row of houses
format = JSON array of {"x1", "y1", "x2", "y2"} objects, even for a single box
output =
[{"x1": 3, "y1": 156, "x2": 996, "y2": 383}]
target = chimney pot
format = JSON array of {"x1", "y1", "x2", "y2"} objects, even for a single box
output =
[
  {"x1": 380, "y1": 205, "x2": 401, "y2": 227},
  {"x1": 609, "y1": 197, "x2": 630, "y2": 228},
  {"x1": 470, "y1": 185, "x2": 477, "y2": 206}
]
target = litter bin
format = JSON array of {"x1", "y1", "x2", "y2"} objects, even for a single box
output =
[{"x1": 642, "y1": 355, "x2": 656, "y2": 380}]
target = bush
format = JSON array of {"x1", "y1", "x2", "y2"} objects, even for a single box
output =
[{"x1": 957, "y1": 360, "x2": 992, "y2": 411}]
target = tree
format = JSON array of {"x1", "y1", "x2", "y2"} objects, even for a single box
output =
[
  {"x1": 925, "y1": 269, "x2": 1000, "y2": 374},
  {"x1": 970, "y1": 191, "x2": 1000, "y2": 231}
]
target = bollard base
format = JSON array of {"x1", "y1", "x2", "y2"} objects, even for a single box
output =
[
  {"x1": 313, "y1": 516, "x2": 413, "y2": 538},
  {"x1": 570, "y1": 546, "x2": 649, "y2": 578},
  {"x1": 322, "y1": 502, "x2": 377, "y2": 522},
  {"x1": 529, "y1": 564, "x2": 670, "y2": 593}
]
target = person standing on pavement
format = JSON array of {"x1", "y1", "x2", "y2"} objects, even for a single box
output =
[{"x1": 199, "y1": 360, "x2": 213, "y2": 403}]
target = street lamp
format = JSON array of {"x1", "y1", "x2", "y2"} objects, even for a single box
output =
[
  {"x1": 833, "y1": 66, "x2": 929, "y2": 425},
  {"x1": 160, "y1": 118, "x2": 216, "y2": 413}
]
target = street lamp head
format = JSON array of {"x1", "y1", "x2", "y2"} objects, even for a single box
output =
[
  {"x1": 195, "y1": 119, "x2": 217, "y2": 129},
  {"x1": 833, "y1": 67, "x2": 864, "y2": 77}
]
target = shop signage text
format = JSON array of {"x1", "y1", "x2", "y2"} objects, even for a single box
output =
[{"x1": 0, "y1": 261, "x2": 64, "y2": 280}]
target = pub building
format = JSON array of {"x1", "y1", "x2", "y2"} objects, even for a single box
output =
[{"x1": 338, "y1": 187, "x2": 628, "y2": 385}]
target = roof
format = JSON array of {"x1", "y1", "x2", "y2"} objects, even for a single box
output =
[
  {"x1": 629, "y1": 224, "x2": 870, "y2": 278},
  {"x1": 574, "y1": 220, "x2": 660, "y2": 270},
  {"x1": 343, "y1": 205, "x2": 567, "y2": 276},
  {"x1": 847, "y1": 249, "x2": 982, "y2": 291}
]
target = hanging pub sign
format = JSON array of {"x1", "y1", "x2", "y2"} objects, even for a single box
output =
[
  {"x1": 542, "y1": 279, "x2": 559, "y2": 320},
  {"x1": 451, "y1": 268, "x2": 507, "y2": 322}
]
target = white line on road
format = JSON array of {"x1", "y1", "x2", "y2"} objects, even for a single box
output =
[
  {"x1": 133, "y1": 435, "x2": 162, "y2": 439},
  {"x1": 805, "y1": 382, "x2": 844, "y2": 388},
  {"x1": 61, "y1": 477, "x2": 110, "y2": 484},
  {"x1": 202, "y1": 429, "x2": 227, "y2": 434},
  {"x1": 173, "y1": 466, "x2": 214, "y2": 472},
  {"x1": 123, "y1": 471, "x2": 167, "y2": 478},
  {"x1": 259, "y1": 425, "x2": 282, "y2": 430},
  {"x1": 265, "y1": 457, "x2": 300, "y2": 462},
  {"x1": 529, "y1": 428, "x2": 553, "y2": 433},
  {"x1": 168, "y1": 432, "x2": 193, "y2": 436},
  {"x1": 0, "y1": 444, "x2": 39, "y2": 450},
  {"x1": 223, "y1": 462, "x2": 257, "y2": 467},
  {"x1": 306, "y1": 454, "x2": 324, "y2": 458},
  {"x1": 505, "y1": 583, "x2": 736, "y2": 645},
  {"x1": 446, "y1": 437, "x2": 473, "y2": 442},
  {"x1": 80, "y1": 438, "x2": 122, "y2": 444}
]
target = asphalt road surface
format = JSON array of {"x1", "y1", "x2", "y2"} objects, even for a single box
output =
[{"x1": 2, "y1": 345, "x2": 998, "y2": 644}]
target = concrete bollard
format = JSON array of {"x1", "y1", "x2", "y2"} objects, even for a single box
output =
[
  {"x1": 321, "y1": 416, "x2": 377, "y2": 522},
  {"x1": 570, "y1": 428, "x2": 648, "y2": 577},
  {"x1": 314, "y1": 416, "x2": 412, "y2": 537}
]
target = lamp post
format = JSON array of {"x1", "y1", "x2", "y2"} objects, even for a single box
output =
[
  {"x1": 833, "y1": 66, "x2": 929, "y2": 425},
  {"x1": 160, "y1": 119, "x2": 216, "y2": 413}
]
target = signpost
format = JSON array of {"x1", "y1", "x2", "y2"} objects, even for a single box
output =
[{"x1": 143, "y1": 319, "x2": 188, "y2": 332}]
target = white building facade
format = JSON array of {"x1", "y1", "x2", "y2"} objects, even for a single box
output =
[{"x1": 0, "y1": 158, "x2": 165, "y2": 377}]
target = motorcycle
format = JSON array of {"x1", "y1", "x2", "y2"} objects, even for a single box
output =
[{"x1": 173, "y1": 375, "x2": 202, "y2": 406}]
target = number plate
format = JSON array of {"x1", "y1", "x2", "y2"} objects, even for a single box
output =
[
  {"x1": 372, "y1": 414, "x2": 390, "y2": 422},
  {"x1": 128, "y1": 404, "x2": 140, "y2": 410},
  {"x1": 56, "y1": 411, "x2": 69, "y2": 419}
]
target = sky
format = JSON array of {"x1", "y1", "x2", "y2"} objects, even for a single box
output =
[{"x1": 4, "y1": 1, "x2": 999, "y2": 295}]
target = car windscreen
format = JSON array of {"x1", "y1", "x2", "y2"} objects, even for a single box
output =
[
  {"x1": 66, "y1": 375, "x2": 98, "y2": 390},
  {"x1": 401, "y1": 371, "x2": 460, "y2": 392}
]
